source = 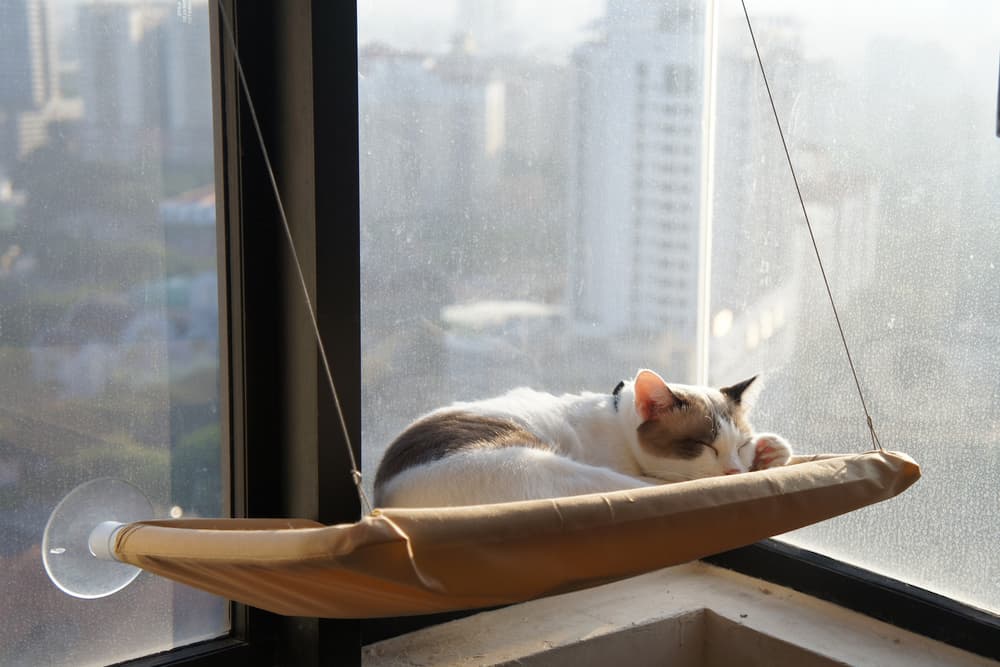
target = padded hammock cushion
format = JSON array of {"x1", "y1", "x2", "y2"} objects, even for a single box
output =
[{"x1": 112, "y1": 450, "x2": 918, "y2": 618}]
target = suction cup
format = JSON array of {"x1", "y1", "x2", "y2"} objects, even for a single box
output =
[{"x1": 42, "y1": 478, "x2": 153, "y2": 599}]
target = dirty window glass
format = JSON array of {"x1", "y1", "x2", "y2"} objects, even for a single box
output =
[
  {"x1": 358, "y1": 0, "x2": 708, "y2": 490},
  {"x1": 359, "y1": 0, "x2": 1000, "y2": 618},
  {"x1": 0, "y1": 1, "x2": 228, "y2": 664},
  {"x1": 709, "y1": 1, "x2": 1000, "y2": 615}
]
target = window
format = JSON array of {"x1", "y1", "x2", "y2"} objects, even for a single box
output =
[
  {"x1": 360, "y1": 0, "x2": 707, "y2": 426},
  {"x1": 359, "y1": 0, "x2": 998, "y2": 657},
  {"x1": 2, "y1": 2, "x2": 363, "y2": 665},
  {"x1": 709, "y1": 0, "x2": 1000, "y2": 619},
  {"x1": 0, "y1": 1, "x2": 226, "y2": 664},
  {"x1": 664, "y1": 64, "x2": 695, "y2": 95}
]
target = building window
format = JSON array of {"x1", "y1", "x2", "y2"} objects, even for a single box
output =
[
  {"x1": 664, "y1": 64, "x2": 694, "y2": 95},
  {"x1": 0, "y1": 1, "x2": 226, "y2": 664}
]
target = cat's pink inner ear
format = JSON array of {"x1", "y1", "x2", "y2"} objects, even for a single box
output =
[{"x1": 633, "y1": 370, "x2": 678, "y2": 422}]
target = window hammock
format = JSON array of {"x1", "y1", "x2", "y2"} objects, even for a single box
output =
[
  {"x1": 105, "y1": 452, "x2": 916, "y2": 618},
  {"x1": 42, "y1": 1, "x2": 921, "y2": 618}
]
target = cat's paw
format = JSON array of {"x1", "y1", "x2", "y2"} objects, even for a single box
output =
[{"x1": 749, "y1": 433, "x2": 793, "y2": 471}]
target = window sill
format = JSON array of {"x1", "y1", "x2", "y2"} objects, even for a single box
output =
[{"x1": 364, "y1": 562, "x2": 994, "y2": 666}]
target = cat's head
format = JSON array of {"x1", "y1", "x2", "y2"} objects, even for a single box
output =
[{"x1": 625, "y1": 369, "x2": 760, "y2": 482}]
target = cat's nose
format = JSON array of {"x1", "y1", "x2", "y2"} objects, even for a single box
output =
[{"x1": 723, "y1": 468, "x2": 742, "y2": 475}]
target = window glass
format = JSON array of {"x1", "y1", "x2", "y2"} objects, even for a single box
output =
[
  {"x1": 0, "y1": 0, "x2": 227, "y2": 664},
  {"x1": 359, "y1": 0, "x2": 1000, "y2": 619},
  {"x1": 359, "y1": 0, "x2": 707, "y2": 487},
  {"x1": 710, "y1": 0, "x2": 1000, "y2": 615}
]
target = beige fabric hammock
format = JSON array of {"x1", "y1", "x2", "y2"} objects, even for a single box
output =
[{"x1": 109, "y1": 450, "x2": 918, "y2": 618}]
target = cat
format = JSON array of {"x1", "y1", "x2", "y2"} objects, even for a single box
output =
[{"x1": 373, "y1": 369, "x2": 793, "y2": 508}]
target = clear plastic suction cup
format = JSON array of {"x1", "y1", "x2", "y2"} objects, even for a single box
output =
[{"x1": 42, "y1": 478, "x2": 153, "y2": 599}]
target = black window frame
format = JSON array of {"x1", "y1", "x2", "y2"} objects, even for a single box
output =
[{"x1": 116, "y1": 1, "x2": 999, "y2": 664}]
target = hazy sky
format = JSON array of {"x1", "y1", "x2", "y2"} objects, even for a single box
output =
[
  {"x1": 359, "y1": 1, "x2": 1000, "y2": 66},
  {"x1": 744, "y1": 0, "x2": 1000, "y2": 64},
  {"x1": 358, "y1": 0, "x2": 604, "y2": 56}
]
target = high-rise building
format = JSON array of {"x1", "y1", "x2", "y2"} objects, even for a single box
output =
[
  {"x1": 161, "y1": 0, "x2": 212, "y2": 165},
  {"x1": 0, "y1": 0, "x2": 57, "y2": 112},
  {"x1": 76, "y1": 1, "x2": 167, "y2": 164},
  {"x1": 707, "y1": 15, "x2": 881, "y2": 381},
  {"x1": 0, "y1": 0, "x2": 59, "y2": 168},
  {"x1": 358, "y1": 40, "x2": 506, "y2": 233},
  {"x1": 569, "y1": 0, "x2": 707, "y2": 362},
  {"x1": 76, "y1": 0, "x2": 212, "y2": 167}
]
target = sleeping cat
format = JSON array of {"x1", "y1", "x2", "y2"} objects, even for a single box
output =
[{"x1": 374, "y1": 369, "x2": 793, "y2": 507}]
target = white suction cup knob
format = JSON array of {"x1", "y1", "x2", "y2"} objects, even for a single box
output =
[{"x1": 88, "y1": 521, "x2": 125, "y2": 561}]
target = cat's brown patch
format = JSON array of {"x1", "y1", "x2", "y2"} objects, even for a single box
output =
[
  {"x1": 636, "y1": 386, "x2": 751, "y2": 459},
  {"x1": 374, "y1": 411, "x2": 548, "y2": 493}
]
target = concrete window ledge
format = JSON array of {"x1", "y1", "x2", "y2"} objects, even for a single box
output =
[{"x1": 364, "y1": 562, "x2": 995, "y2": 666}]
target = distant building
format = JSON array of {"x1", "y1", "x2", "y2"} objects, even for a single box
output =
[
  {"x1": 76, "y1": 1, "x2": 168, "y2": 163},
  {"x1": 441, "y1": 299, "x2": 566, "y2": 399},
  {"x1": 568, "y1": 0, "x2": 708, "y2": 377},
  {"x1": 0, "y1": 0, "x2": 57, "y2": 112},
  {"x1": 358, "y1": 39, "x2": 506, "y2": 228},
  {"x1": 0, "y1": 0, "x2": 59, "y2": 166},
  {"x1": 161, "y1": 0, "x2": 212, "y2": 166},
  {"x1": 160, "y1": 184, "x2": 215, "y2": 266},
  {"x1": 707, "y1": 16, "x2": 880, "y2": 382},
  {"x1": 0, "y1": 178, "x2": 24, "y2": 230},
  {"x1": 76, "y1": 0, "x2": 212, "y2": 166}
]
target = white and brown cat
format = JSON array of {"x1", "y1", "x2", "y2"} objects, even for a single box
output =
[{"x1": 374, "y1": 369, "x2": 793, "y2": 507}]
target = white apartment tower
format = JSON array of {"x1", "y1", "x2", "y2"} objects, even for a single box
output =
[
  {"x1": 77, "y1": 1, "x2": 167, "y2": 163},
  {"x1": 77, "y1": 1, "x2": 213, "y2": 166},
  {"x1": 0, "y1": 0, "x2": 57, "y2": 112},
  {"x1": 161, "y1": 0, "x2": 213, "y2": 165},
  {"x1": 570, "y1": 1, "x2": 707, "y2": 348},
  {"x1": 0, "y1": 0, "x2": 59, "y2": 165}
]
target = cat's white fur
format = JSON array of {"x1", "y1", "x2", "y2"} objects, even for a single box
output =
[{"x1": 376, "y1": 370, "x2": 792, "y2": 507}]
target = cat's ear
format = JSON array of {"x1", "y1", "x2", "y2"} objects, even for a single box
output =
[
  {"x1": 633, "y1": 369, "x2": 679, "y2": 422},
  {"x1": 720, "y1": 375, "x2": 760, "y2": 410}
]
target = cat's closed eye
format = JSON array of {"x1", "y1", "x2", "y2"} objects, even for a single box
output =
[{"x1": 680, "y1": 440, "x2": 716, "y2": 457}]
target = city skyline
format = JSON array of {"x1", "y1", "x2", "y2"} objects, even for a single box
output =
[
  {"x1": 0, "y1": 2, "x2": 224, "y2": 663},
  {"x1": 357, "y1": 0, "x2": 1000, "y2": 620}
]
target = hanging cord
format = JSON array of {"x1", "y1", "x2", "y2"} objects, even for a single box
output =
[
  {"x1": 740, "y1": 1, "x2": 882, "y2": 451},
  {"x1": 216, "y1": 1, "x2": 374, "y2": 514}
]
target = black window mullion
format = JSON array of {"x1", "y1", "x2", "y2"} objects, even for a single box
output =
[
  {"x1": 225, "y1": 0, "x2": 362, "y2": 665},
  {"x1": 118, "y1": 1, "x2": 362, "y2": 665},
  {"x1": 314, "y1": 0, "x2": 363, "y2": 539}
]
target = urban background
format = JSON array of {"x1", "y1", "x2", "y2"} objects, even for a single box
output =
[
  {"x1": 0, "y1": 0, "x2": 223, "y2": 664},
  {"x1": 357, "y1": 0, "x2": 1000, "y2": 617}
]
